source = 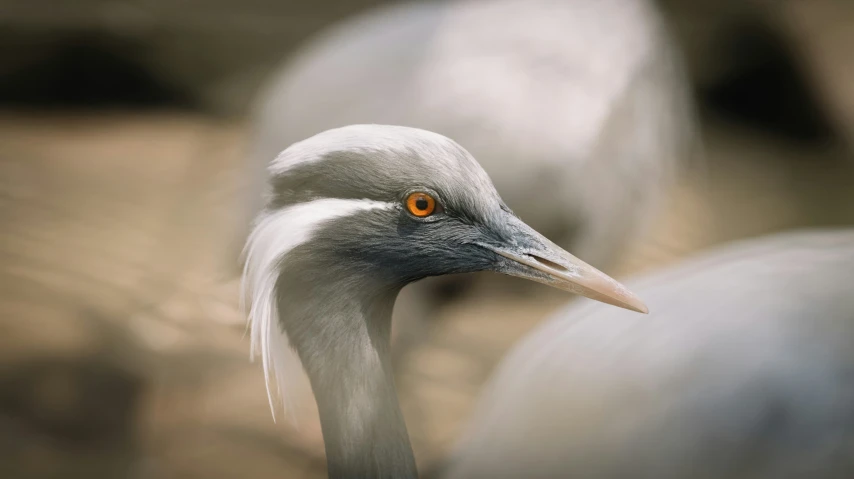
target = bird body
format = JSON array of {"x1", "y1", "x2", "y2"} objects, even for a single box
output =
[
  {"x1": 439, "y1": 229, "x2": 854, "y2": 479},
  {"x1": 241, "y1": 124, "x2": 647, "y2": 478}
]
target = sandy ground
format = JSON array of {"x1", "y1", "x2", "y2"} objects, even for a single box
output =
[{"x1": 0, "y1": 111, "x2": 852, "y2": 478}]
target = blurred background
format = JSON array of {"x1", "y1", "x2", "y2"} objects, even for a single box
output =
[{"x1": 1, "y1": 1, "x2": 853, "y2": 478}]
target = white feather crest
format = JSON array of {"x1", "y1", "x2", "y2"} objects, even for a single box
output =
[{"x1": 241, "y1": 198, "x2": 394, "y2": 424}]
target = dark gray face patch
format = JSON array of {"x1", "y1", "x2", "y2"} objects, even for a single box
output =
[{"x1": 286, "y1": 207, "x2": 503, "y2": 289}]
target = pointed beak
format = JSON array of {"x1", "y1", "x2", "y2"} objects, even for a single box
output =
[{"x1": 479, "y1": 215, "x2": 648, "y2": 314}]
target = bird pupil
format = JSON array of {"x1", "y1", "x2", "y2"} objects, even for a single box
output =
[{"x1": 415, "y1": 197, "x2": 428, "y2": 210}]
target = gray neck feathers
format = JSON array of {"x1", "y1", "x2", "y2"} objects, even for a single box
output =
[{"x1": 275, "y1": 249, "x2": 417, "y2": 479}]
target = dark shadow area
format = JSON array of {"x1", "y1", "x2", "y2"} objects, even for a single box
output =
[
  {"x1": 0, "y1": 32, "x2": 197, "y2": 111},
  {"x1": 0, "y1": 309, "x2": 150, "y2": 479},
  {"x1": 0, "y1": 356, "x2": 145, "y2": 479},
  {"x1": 699, "y1": 19, "x2": 837, "y2": 145},
  {"x1": 0, "y1": 357, "x2": 143, "y2": 445}
]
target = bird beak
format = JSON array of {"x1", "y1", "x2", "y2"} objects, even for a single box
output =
[{"x1": 480, "y1": 215, "x2": 648, "y2": 314}]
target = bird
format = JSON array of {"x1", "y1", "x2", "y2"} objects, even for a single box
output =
[
  {"x1": 435, "y1": 228, "x2": 854, "y2": 479},
  {"x1": 237, "y1": 0, "x2": 696, "y2": 364},
  {"x1": 241, "y1": 124, "x2": 649, "y2": 478}
]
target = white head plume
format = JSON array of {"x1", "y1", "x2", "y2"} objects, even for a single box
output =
[{"x1": 241, "y1": 197, "x2": 394, "y2": 423}]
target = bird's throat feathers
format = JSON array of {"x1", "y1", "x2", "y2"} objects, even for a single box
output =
[
  {"x1": 242, "y1": 198, "x2": 397, "y2": 420},
  {"x1": 242, "y1": 197, "x2": 417, "y2": 476},
  {"x1": 243, "y1": 199, "x2": 415, "y2": 477}
]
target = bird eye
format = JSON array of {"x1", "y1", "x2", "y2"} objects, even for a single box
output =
[{"x1": 405, "y1": 192, "x2": 438, "y2": 217}]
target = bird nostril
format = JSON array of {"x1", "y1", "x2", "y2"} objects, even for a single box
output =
[{"x1": 528, "y1": 254, "x2": 569, "y2": 273}]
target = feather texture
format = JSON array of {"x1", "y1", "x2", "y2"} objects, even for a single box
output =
[{"x1": 241, "y1": 198, "x2": 393, "y2": 423}]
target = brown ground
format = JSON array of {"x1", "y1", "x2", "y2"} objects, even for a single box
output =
[{"x1": 0, "y1": 111, "x2": 852, "y2": 479}]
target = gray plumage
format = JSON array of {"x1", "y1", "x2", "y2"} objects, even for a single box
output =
[
  {"x1": 438, "y1": 229, "x2": 854, "y2": 479},
  {"x1": 239, "y1": 0, "x2": 695, "y2": 314},
  {"x1": 242, "y1": 124, "x2": 648, "y2": 478}
]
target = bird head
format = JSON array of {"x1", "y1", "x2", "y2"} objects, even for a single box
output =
[{"x1": 245, "y1": 124, "x2": 647, "y2": 314}]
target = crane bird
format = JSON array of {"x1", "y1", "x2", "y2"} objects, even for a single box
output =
[
  {"x1": 239, "y1": 0, "x2": 696, "y2": 361},
  {"x1": 437, "y1": 229, "x2": 854, "y2": 479},
  {"x1": 242, "y1": 124, "x2": 648, "y2": 478}
]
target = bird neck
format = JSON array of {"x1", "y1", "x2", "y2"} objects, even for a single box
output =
[{"x1": 282, "y1": 284, "x2": 418, "y2": 479}]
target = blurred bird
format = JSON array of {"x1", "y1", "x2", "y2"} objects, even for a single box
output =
[
  {"x1": 238, "y1": 0, "x2": 696, "y2": 361},
  {"x1": 242, "y1": 124, "x2": 647, "y2": 478},
  {"x1": 437, "y1": 229, "x2": 854, "y2": 479}
]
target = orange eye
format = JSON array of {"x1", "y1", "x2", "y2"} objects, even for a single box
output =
[{"x1": 405, "y1": 192, "x2": 437, "y2": 217}]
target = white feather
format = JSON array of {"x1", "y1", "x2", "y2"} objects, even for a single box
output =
[{"x1": 241, "y1": 197, "x2": 394, "y2": 423}]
